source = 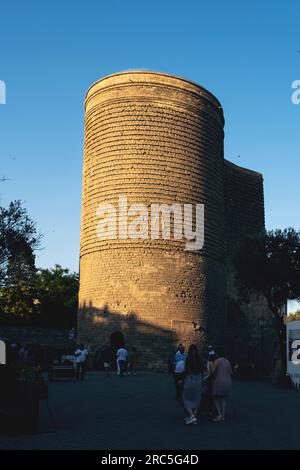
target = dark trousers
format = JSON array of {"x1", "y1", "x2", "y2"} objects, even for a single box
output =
[
  {"x1": 118, "y1": 360, "x2": 126, "y2": 376},
  {"x1": 76, "y1": 362, "x2": 86, "y2": 380},
  {"x1": 173, "y1": 372, "x2": 185, "y2": 400}
]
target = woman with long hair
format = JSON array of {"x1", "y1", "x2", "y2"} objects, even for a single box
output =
[
  {"x1": 182, "y1": 344, "x2": 204, "y2": 425},
  {"x1": 211, "y1": 347, "x2": 233, "y2": 422}
]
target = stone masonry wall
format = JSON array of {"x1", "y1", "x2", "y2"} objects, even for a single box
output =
[
  {"x1": 224, "y1": 160, "x2": 277, "y2": 370},
  {"x1": 78, "y1": 72, "x2": 227, "y2": 368},
  {"x1": 78, "y1": 71, "x2": 276, "y2": 371}
]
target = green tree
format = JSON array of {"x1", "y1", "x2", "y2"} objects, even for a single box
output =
[
  {"x1": 0, "y1": 201, "x2": 41, "y2": 319},
  {"x1": 0, "y1": 200, "x2": 40, "y2": 285},
  {"x1": 33, "y1": 265, "x2": 79, "y2": 326},
  {"x1": 0, "y1": 202, "x2": 78, "y2": 325},
  {"x1": 0, "y1": 283, "x2": 39, "y2": 318},
  {"x1": 237, "y1": 228, "x2": 300, "y2": 369}
]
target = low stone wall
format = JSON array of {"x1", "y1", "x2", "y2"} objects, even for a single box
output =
[{"x1": 0, "y1": 325, "x2": 72, "y2": 348}]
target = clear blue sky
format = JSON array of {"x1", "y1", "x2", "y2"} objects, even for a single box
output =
[{"x1": 0, "y1": 0, "x2": 299, "y2": 272}]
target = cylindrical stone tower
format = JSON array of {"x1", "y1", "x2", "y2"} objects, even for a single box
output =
[{"x1": 78, "y1": 71, "x2": 226, "y2": 369}]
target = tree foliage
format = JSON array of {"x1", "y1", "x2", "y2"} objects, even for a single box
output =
[
  {"x1": 33, "y1": 265, "x2": 79, "y2": 326},
  {"x1": 236, "y1": 227, "x2": 300, "y2": 364},
  {"x1": 0, "y1": 201, "x2": 41, "y2": 318},
  {"x1": 237, "y1": 228, "x2": 300, "y2": 310},
  {"x1": 0, "y1": 201, "x2": 78, "y2": 325},
  {"x1": 0, "y1": 200, "x2": 40, "y2": 286},
  {"x1": 0, "y1": 283, "x2": 39, "y2": 318}
]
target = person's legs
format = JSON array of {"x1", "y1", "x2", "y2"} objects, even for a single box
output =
[
  {"x1": 80, "y1": 362, "x2": 85, "y2": 380},
  {"x1": 194, "y1": 389, "x2": 201, "y2": 419},
  {"x1": 221, "y1": 397, "x2": 227, "y2": 419},
  {"x1": 117, "y1": 360, "x2": 120, "y2": 376},
  {"x1": 173, "y1": 373, "x2": 179, "y2": 399},
  {"x1": 174, "y1": 373, "x2": 184, "y2": 400},
  {"x1": 76, "y1": 363, "x2": 80, "y2": 380},
  {"x1": 208, "y1": 395, "x2": 215, "y2": 416},
  {"x1": 119, "y1": 360, "x2": 125, "y2": 376},
  {"x1": 184, "y1": 407, "x2": 197, "y2": 424},
  {"x1": 178, "y1": 374, "x2": 184, "y2": 402},
  {"x1": 186, "y1": 407, "x2": 194, "y2": 418},
  {"x1": 214, "y1": 397, "x2": 222, "y2": 417},
  {"x1": 213, "y1": 397, "x2": 224, "y2": 422}
]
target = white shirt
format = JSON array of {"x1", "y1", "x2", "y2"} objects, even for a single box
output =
[
  {"x1": 75, "y1": 348, "x2": 88, "y2": 363},
  {"x1": 174, "y1": 351, "x2": 187, "y2": 373},
  {"x1": 117, "y1": 348, "x2": 128, "y2": 361}
]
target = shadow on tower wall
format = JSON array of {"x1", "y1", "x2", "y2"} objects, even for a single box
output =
[{"x1": 78, "y1": 302, "x2": 179, "y2": 371}]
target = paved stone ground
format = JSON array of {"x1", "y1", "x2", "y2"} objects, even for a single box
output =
[{"x1": 0, "y1": 372, "x2": 299, "y2": 450}]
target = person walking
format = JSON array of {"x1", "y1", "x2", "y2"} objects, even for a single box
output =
[
  {"x1": 75, "y1": 344, "x2": 89, "y2": 380},
  {"x1": 173, "y1": 344, "x2": 187, "y2": 401},
  {"x1": 182, "y1": 345, "x2": 204, "y2": 425},
  {"x1": 211, "y1": 347, "x2": 233, "y2": 422},
  {"x1": 128, "y1": 347, "x2": 139, "y2": 375},
  {"x1": 201, "y1": 344, "x2": 217, "y2": 420},
  {"x1": 116, "y1": 346, "x2": 128, "y2": 377},
  {"x1": 207, "y1": 345, "x2": 217, "y2": 374},
  {"x1": 101, "y1": 346, "x2": 113, "y2": 377}
]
